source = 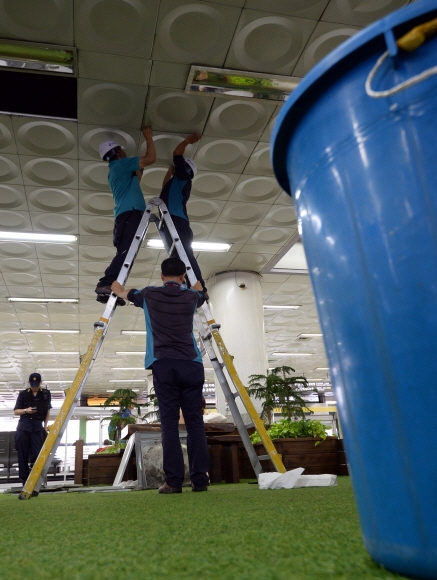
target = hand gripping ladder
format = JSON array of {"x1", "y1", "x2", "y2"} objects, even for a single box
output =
[{"x1": 18, "y1": 200, "x2": 159, "y2": 499}]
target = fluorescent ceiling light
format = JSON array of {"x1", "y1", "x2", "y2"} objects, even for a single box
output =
[
  {"x1": 0, "y1": 232, "x2": 76, "y2": 243},
  {"x1": 0, "y1": 40, "x2": 76, "y2": 74},
  {"x1": 315, "y1": 367, "x2": 330, "y2": 370},
  {"x1": 30, "y1": 352, "x2": 80, "y2": 355},
  {"x1": 20, "y1": 329, "x2": 79, "y2": 334},
  {"x1": 299, "y1": 333, "x2": 323, "y2": 337},
  {"x1": 271, "y1": 352, "x2": 314, "y2": 356},
  {"x1": 110, "y1": 367, "x2": 145, "y2": 371},
  {"x1": 108, "y1": 379, "x2": 147, "y2": 383},
  {"x1": 120, "y1": 331, "x2": 146, "y2": 335},
  {"x1": 9, "y1": 297, "x2": 79, "y2": 303},
  {"x1": 44, "y1": 380, "x2": 73, "y2": 384},
  {"x1": 37, "y1": 368, "x2": 79, "y2": 372},
  {"x1": 263, "y1": 305, "x2": 300, "y2": 310},
  {"x1": 115, "y1": 352, "x2": 145, "y2": 355},
  {"x1": 147, "y1": 239, "x2": 230, "y2": 252},
  {"x1": 186, "y1": 66, "x2": 300, "y2": 102}
]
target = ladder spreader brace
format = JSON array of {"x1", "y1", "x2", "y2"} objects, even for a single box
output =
[{"x1": 20, "y1": 198, "x2": 284, "y2": 499}]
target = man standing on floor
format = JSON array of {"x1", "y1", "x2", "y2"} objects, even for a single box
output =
[
  {"x1": 111, "y1": 257, "x2": 210, "y2": 493},
  {"x1": 95, "y1": 126, "x2": 156, "y2": 305},
  {"x1": 14, "y1": 373, "x2": 51, "y2": 485},
  {"x1": 160, "y1": 133, "x2": 208, "y2": 298}
]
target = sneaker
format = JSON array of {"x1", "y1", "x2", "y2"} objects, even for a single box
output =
[
  {"x1": 191, "y1": 483, "x2": 208, "y2": 492},
  {"x1": 96, "y1": 293, "x2": 126, "y2": 307},
  {"x1": 95, "y1": 285, "x2": 112, "y2": 295},
  {"x1": 158, "y1": 482, "x2": 182, "y2": 494}
]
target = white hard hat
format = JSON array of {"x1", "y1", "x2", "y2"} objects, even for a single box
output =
[
  {"x1": 185, "y1": 158, "x2": 197, "y2": 177},
  {"x1": 99, "y1": 140, "x2": 121, "y2": 160}
]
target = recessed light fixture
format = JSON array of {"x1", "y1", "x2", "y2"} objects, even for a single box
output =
[
  {"x1": 108, "y1": 379, "x2": 147, "y2": 383},
  {"x1": 115, "y1": 352, "x2": 145, "y2": 355},
  {"x1": 0, "y1": 232, "x2": 77, "y2": 243},
  {"x1": 263, "y1": 305, "x2": 300, "y2": 310},
  {"x1": 147, "y1": 239, "x2": 230, "y2": 252},
  {"x1": 20, "y1": 329, "x2": 80, "y2": 334},
  {"x1": 44, "y1": 380, "x2": 73, "y2": 384},
  {"x1": 271, "y1": 352, "x2": 314, "y2": 356},
  {"x1": 30, "y1": 352, "x2": 80, "y2": 355},
  {"x1": 37, "y1": 368, "x2": 79, "y2": 372},
  {"x1": 0, "y1": 40, "x2": 76, "y2": 74},
  {"x1": 120, "y1": 331, "x2": 146, "y2": 335},
  {"x1": 315, "y1": 367, "x2": 330, "y2": 370},
  {"x1": 9, "y1": 298, "x2": 79, "y2": 303},
  {"x1": 299, "y1": 333, "x2": 323, "y2": 338}
]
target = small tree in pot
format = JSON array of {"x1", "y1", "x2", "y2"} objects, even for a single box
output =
[{"x1": 102, "y1": 388, "x2": 144, "y2": 443}]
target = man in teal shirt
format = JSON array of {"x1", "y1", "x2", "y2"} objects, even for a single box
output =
[{"x1": 95, "y1": 126, "x2": 156, "y2": 305}]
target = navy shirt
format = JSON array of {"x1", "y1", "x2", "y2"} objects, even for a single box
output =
[
  {"x1": 128, "y1": 282, "x2": 205, "y2": 369},
  {"x1": 14, "y1": 387, "x2": 52, "y2": 432},
  {"x1": 159, "y1": 155, "x2": 192, "y2": 221},
  {"x1": 108, "y1": 156, "x2": 146, "y2": 218}
]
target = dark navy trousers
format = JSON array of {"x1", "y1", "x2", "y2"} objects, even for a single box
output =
[
  {"x1": 152, "y1": 359, "x2": 209, "y2": 488},
  {"x1": 15, "y1": 428, "x2": 45, "y2": 482},
  {"x1": 98, "y1": 209, "x2": 144, "y2": 287}
]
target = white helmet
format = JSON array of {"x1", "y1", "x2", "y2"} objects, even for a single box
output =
[
  {"x1": 185, "y1": 158, "x2": 197, "y2": 177},
  {"x1": 99, "y1": 140, "x2": 121, "y2": 161}
]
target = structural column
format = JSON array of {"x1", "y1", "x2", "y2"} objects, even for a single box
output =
[{"x1": 207, "y1": 271, "x2": 268, "y2": 424}]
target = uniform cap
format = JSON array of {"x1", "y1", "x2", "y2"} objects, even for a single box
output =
[
  {"x1": 99, "y1": 140, "x2": 121, "y2": 161},
  {"x1": 184, "y1": 158, "x2": 197, "y2": 177},
  {"x1": 29, "y1": 372, "x2": 42, "y2": 386}
]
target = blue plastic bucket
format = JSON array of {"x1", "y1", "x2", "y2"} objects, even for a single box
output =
[{"x1": 272, "y1": 2, "x2": 437, "y2": 578}]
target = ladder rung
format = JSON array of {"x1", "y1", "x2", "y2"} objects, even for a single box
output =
[{"x1": 257, "y1": 455, "x2": 270, "y2": 461}]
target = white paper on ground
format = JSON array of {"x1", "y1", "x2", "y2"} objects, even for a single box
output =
[
  {"x1": 258, "y1": 468, "x2": 304, "y2": 489},
  {"x1": 294, "y1": 474, "x2": 337, "y2": 487}
]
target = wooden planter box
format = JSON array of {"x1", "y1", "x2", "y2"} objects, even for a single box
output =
[
  {"x1": 251, "y1": 436, "x2": 341, "y2": 476},
  {"x1": 82, "y1": 451, "x2": 136, "y2": 486}
]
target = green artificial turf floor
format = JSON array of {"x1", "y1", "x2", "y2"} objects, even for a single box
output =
[{"x1": 0, "y1": 477, "x2": 409, "y2": 580}]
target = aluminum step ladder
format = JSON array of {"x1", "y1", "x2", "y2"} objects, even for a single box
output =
[{"x1": 113, "y1": 199, "x2": 285, "y2": 486}]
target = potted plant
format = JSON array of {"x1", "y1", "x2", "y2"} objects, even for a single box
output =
[
  {"x1": 246, "y1": 366, "x2": 340, "y2": 475},
  {"x1": 101, "y1": 388, "x2": 144, "y2": 445}
]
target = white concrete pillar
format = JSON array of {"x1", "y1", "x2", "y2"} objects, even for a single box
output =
[{"x1": 207, "y1": 271, "x2": 268, "y2": 424}]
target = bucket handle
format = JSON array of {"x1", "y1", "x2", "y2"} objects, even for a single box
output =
[{"x1": 365, "y1": 50, "x2": 437, "y2": 99}]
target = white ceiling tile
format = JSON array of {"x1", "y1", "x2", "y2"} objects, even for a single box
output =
[
  {"x1": 240, "y1": 243, "x2": 284, "y2": 255},
  {"x1": 39, "y1": 260, "x2": 78, "y2": 275},
  {"x1": 145, "y1": 87, "x2": 213, "y2": 133},
  {"x1": 188, "y1": 221, "x2": 214, "y2": 240},
  {"x1": 0, "y1": 241, "x2": 36, "y2": 259},
  {"x1": 74, "y1": 0, "x2": 159, "y2": 58},
  {"x1": 0, "y1": 257, "x2": 38, "y2": 274},
  {"x1": 191, "y1": 171, "x2": 239, "y2": 201},
  {"x1": 197, "y1": 251, "x2": 238, "y2": 278},
  {"x1": 225, "y1": 9, "x2": 317, "y2": 74},
  {"x1": 152, "y1": 0, "x2": 241, "y2": 65},
  {"x1": 5, "y1": 285, "x2": 45, "y2": 298},
  {"x1": 245, "y1": 0, "x2": 329, "y2": 19},
  {"x1": 0, "y1": 153, "x2": 22, "y2": 185},
  {"x1": 259, "y1": 104, "x2": 284, "y2": 143},
  {"x1": 26, "y1": 187, "x2": 78, "y2": 214},
  {"x1": 79, "y1": 191, "x2": 113, "y2": 216},
  {"x1": 260, "y1": 204, "x2": 297, "y2": 228},
  {"x1": 79, "y1": 214, "x2": 113, "y2": 236},
  {"x1": 41, "y1": 274, "x2": 78, "y2": 287},
  {"x1": 204, "y1": 99, "x2": 277, "y2": 141},
  {"x1": 229, "y1": 252, "x2": 270, "y2": 271},
  {"x1": 322, "y1": 0, "x2": 409, "y2": 26},
  {"x1": 0, "y1": 209, "x2": 31, "y2": 231},
  {"x1": 187, "y1": 198, "x2": 226, "y2": 223},
  {"x1": 149, "y1": 61, "x2": 191, "y2": 90},
  {"x1": 30, "y1": 211, "x2": 78, "y2": 234},
  {"x1": 79, "y1": 51, "x2": 152, "y2": 86},
  {"x1": 250, "y1": 225, "x2": 293, "y2": 246},
  {"x1": 194, "y1": 137, "x2": 256, "y2": 173},
  {"x1": 78, "y1": 125, "x2": 139, "y2": 161},
  {"x1": 229, "y1": 175, "x2": 281, "y2": 203},
  {"x1": 141, "y1": 132, "x2": 199, "y2": 166},
  {"x1": 244, "y1": 143, "x2": 274, "y2": 176},
  {"x1": 292, "y1": 22, "x2": 361, "y2": 77},
  {"x1": 12, "y1": 118, "x2": 77, "y2": 158},
  {"x1": 218, "y1": 201, "x2": 270, "y2": 225},
  {"x1": 35, "y1": 243, "x2": 78, "y2": 261},
  {"x1": 0, "y1": 0, "x2": 73, "y2": 44},
  {"x1": 78, "y1": 79, "x2": 148, "y2": 128},
  {"x1": 0, "y1": 115, "x2": 17, "y2": 154},
  {"x1": 78, "y1": 261, "x2": 109, "y2": 277},
  {"x1": 208, "y1": 223, "x2": 256, "y2": 244},
  {"x1": 20, "y1": 156, "x2": 78, "y2": 188},
  {"x1": 2, "y1": 272, "x2": 42, "y2": 286},
  {"x1": 0, "y1": 184, "x2": 28, "y2": 211},
  {"x1": 79, "y1": 160, "x2": 109, "y2": 191},
  {"x1": 140, "y1": 166, "x2": 168, "y2": 196},
  {"x1": 79, "y1": 245, "x2": 114, "y2": 264}
]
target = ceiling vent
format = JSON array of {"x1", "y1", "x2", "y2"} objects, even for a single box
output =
[{"x1": 296, "y1": 336, "x2": 312, "y2": 342}]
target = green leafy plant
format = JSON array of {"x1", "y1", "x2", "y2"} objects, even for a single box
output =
[
  {"x1": 250, "y1": 418, "x2": 329, "y2": 445},
  {"x1": 248, "y1": 365, "x2": 310, "y2": 425},
  {"x1": 95, "y1": 441, "x2": 127, "y2": 454},
  {"x1": 102, "y1": 388, "x2": 144, "y2": 443},
  {"x1": 141, "y1": 392, "x2": 160, "y2": 423}
]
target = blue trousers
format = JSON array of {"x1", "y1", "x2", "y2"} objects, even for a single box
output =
[
  {"x1": 15, "y1": 428, "x2": 45, "y2": 482},
  {"x1": 152, "y1": 359, "x2": 209, "y2": 488}
]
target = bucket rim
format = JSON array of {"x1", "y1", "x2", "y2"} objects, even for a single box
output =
[{"x1": 271, "y1": 0, "x2": 437, "y2": 195}]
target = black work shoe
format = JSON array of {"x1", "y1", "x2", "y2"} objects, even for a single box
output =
[
  {"x1": 158, "y1": 482, "x2": 182, "y2": 494},
  {"x1": 95, "y1": 285, "x2": 112, "y2": 295},
  {"x1": 191, "y1": 484, "x2": 208, "y2": 492},
  {"x1": 96, "y1": 294, "x2": 126, "y2": 307}
]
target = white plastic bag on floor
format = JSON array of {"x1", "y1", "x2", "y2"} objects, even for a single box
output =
[
  {"x1": 294, "y1": 474, "x2": 337, "y2": 487},
  {"x1": 258, "y1": 468, "x2": 304, "y2": 489}
]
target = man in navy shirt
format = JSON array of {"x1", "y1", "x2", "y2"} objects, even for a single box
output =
[
  {"x1": 160, "y1": 133, "x2": 208, "y2": 297},
  {"x1": 95, "y1": 126, "x2": 156, "y2": 305},
  {"x1": 111, "y1": 257, "x2": 210, "y2": 493},
  {"x1": 14, "y1": 373, "x2": 52, "y2": 484}
]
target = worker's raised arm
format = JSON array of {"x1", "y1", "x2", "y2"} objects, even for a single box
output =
[
  {"x1": 173, "y1": 133, "x2": 202, "y2": 157},
  {"x1": 139, "y1": 126, "x2": 156, "y2": 169}
]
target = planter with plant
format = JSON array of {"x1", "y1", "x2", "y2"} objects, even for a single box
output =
[
  {"x1": 245, "y1": 366, "x2": 340, "y2": 476},
  {"x1": 100, "y1": 388, "x2": 145, "y2": 447}
]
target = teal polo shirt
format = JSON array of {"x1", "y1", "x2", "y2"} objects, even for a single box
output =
[{"x1": 108, "y1": 156, "x2": 146, "y2": 218}]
